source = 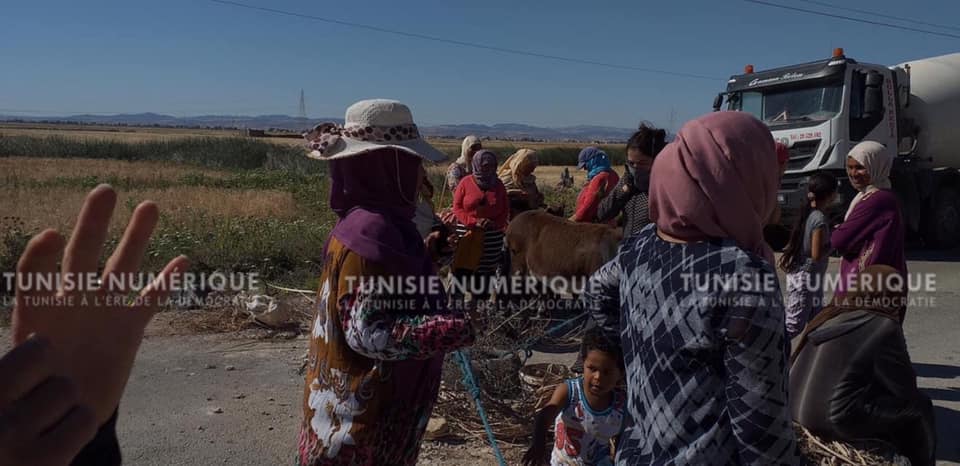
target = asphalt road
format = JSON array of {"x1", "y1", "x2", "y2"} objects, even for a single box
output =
[{"x1": 2, "y1": 253, "x2": 958, "y2": 465}]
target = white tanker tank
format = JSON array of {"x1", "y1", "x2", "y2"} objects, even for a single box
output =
[{"x1": 895, "y1": 53, "x2": 960, "y2": 164}]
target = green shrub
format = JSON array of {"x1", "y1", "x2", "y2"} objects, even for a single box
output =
[
  {"x1": 0, "y1": 217, "x2": 31, "y2": 297},
  {"x1": 0, "y1": 135, "x2": 318, "y2": 173},
  {"x1": 147, "y1": 210, "x2": 332, "y2": 286}
]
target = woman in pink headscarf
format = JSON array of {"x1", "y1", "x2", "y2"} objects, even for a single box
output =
[{"x1": 582, "y1": 111, "x2": 801, "y2": 465}]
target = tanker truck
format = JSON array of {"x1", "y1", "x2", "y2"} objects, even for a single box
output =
[{"x1": 713, "y1": 49, "x2": 960, "y2": 249}]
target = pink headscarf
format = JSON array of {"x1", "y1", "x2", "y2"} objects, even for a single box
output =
[{"x1": 649, "y1": 111, "x2": 779, "y2": 264}]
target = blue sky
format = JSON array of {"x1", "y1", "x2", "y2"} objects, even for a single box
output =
[{"x1": 2, "y1": 0, "x2": 958, "y2": 129}]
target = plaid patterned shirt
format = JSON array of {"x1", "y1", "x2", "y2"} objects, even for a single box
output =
[
  {"x1": 596, "y1": 174, "x2": 650, "y2": 239},
  {"x1": 583, "y1": 224, "x2": 801, "y2": 465}
]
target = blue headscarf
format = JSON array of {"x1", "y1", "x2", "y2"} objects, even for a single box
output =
[{"x1": 577, "y1": 147, "x2": 611, "y2": 181}]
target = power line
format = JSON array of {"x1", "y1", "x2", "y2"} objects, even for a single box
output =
[
  {"x1": 208, "y1": 0, "x2": 721, "y2": 81},
  {"x1": 744, "y1": 0, "x2": 960, "y2": 40},
  {"x1": 796, "y1": 0, "x2": 960, "y2": 33}
]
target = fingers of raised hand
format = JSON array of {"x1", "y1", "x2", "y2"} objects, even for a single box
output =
[
  {"x1": 134, "y1": 255, "x2": 190, "y2": 314},
  {"x1": 61, "y1": 185, "x2": 116, "y2": 283},
  {"x1": 102, "y1": 201, "x2": 159, "y2": 294},
  {"x1": 13, "y1": 231, "x2": 66, "y2": 343}
]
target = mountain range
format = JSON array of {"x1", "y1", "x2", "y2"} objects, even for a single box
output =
[{"x1": 0, "y1": 113, "x2": 640, "y2": 142}]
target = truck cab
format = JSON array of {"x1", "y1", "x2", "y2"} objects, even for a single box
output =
[{"x1": 714, "y1": 49, "x2": 959, "y2": 248}]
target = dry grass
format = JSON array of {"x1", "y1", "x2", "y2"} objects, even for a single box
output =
[
  {"x1": 143, "y1": 187, "x2": 298, "y2": 219},
  {"x1": 0, "y1": 123, "x2": 237, "y2": 142},
  {"x1": 427, "y1": 138, "x2": 587, "y2": 151},
  {"x1": 530, "y1": 165, "x2": 582, "y2": 187},
  {"x1": 425, "y1": 164, "x2": 582, "y2": 189},
  {"x1": 0, "y1": 186, "x2": 298, "y2": 233},
  {"x1": 1, "y1": 123, "x2": 587, "y2": 149},
  {"x1": 794, "y1": 423, "x2": 907, "y2": 465},
  {"x1": 0, "y1": 157, "x2": 230, "y2": 182}
]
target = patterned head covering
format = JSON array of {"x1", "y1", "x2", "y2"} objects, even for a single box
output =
[
  {"x1": 302, "y1": 99, "x2": 447, "y2": 162},
  {"x1": 578, "y1": 147, "x2": 612, "y2": 181},
  {"x1": 472, "y1": 150, "x2": 499, "y2": 190},
  {"x1": 497, "y1": 149, "x2": 538, "y2": 186}
]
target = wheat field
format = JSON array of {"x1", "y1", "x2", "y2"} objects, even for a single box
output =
[
  {"x1": 0, "y1": 157, "x2": 231, "y2": 182},
  {"x1": 0, "y1": 123, "x2": 593, "y2": 287}
]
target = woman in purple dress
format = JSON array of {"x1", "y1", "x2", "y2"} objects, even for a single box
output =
[{"x1": 831, "y1": 141, "x2": 908, "y2": 321}]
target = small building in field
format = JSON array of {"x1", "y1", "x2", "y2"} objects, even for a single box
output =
[{"x1": 240, "y1": 129, "x2": 266, "y2": 137}]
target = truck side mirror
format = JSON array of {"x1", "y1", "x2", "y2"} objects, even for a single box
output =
[
  {"x1": 865, "y1": 71, "x2": 883, "y2": 87},
  {"x1": 864, "y1": 86, "x2": 883, "y2": 118},
  {"x1": 713, "y1": 94, "x2": 724, "y2": 112},
  {"x1": 863, "y1": 71, "x2": 884, "y2": 118}
]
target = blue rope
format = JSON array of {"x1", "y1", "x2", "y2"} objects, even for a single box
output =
[
  {"x1": 454, "y1": 349, "x2": 508, "y2": 466},
  {"x1": 452, "y1": 310, "x2": 587, "y2": 464},
  {"x1": 445, "y1": 285, "x2": 589, "y2": 464}
]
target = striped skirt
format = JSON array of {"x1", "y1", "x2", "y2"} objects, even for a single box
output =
[{"x1": 454, "y1": 224, "x2": 505, "y2": 276}]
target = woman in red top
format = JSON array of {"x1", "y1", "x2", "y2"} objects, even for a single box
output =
[
  {"x1": 572, "y1": 147, "x2": 620, "y2": 225},
  {"x1": 452, "y1": 150, "x2": 509, "y2": 308}
]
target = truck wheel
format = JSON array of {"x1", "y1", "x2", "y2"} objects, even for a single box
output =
[{"x1": 924, "y1": 186, "x2": 960, "y2": 249}]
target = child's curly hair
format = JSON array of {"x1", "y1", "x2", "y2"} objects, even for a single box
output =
[{"x1": 580, "y1": 329, "x2": 625, "y2": 372}]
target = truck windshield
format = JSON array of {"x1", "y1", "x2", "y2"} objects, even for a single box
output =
[{"x1": 732, "y1": 80, "x2": 842, "y2": 127}]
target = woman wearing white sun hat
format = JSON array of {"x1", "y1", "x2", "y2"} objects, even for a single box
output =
[{"x1": 298, "y1": 99, "x2": 478, "y2": 465}]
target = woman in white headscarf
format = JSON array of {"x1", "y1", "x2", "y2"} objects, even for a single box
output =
[
  {"x1": 446, "y1": 135, "x2": 482, "y2": 191},
  {"x1": 831, "y1": 141, "x2": 908, "y2": 319}
]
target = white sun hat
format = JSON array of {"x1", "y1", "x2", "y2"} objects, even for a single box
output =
[{"x1": 303, "y1": 99, "x2": 447, "y2": 163}]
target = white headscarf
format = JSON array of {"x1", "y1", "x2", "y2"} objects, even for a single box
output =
[
  {"x1": 457, "y1": 135, "x2": 481, "y2": 173},
  {"x1": 844, "y1": 141, "x2": 892, "y2": 220}
]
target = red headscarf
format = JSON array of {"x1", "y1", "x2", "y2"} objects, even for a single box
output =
[{"x1": 648, "y1": 112, "x2": 779, "y2": 264}]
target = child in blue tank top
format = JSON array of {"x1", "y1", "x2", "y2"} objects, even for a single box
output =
[{"x1": 523, "y1": 331, "x2": 626, "y2": 466}]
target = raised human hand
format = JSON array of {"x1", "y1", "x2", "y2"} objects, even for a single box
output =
[{"x1": 12, "y1": 185, "x2": 189, "y2": 424}]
